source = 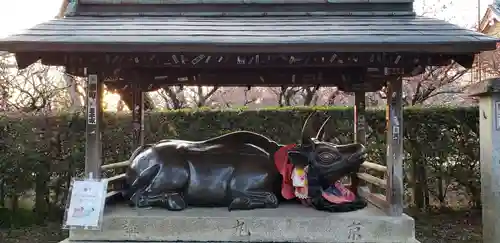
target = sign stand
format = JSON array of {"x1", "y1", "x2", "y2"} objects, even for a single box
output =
[{"x1": 62, "y1": 172, "x2": 108, "y2": 230}]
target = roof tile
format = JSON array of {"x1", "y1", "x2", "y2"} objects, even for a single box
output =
[{"x1": 0, "y1": 15, "x2": 496, "y2": 53}]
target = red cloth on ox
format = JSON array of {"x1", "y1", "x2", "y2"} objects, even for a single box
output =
[
  {"x1": 274, "y1": 144, "x2": 297, "y2": 200},
  {"x1": 273, "y1": 144, "x2": 356, "y2": 205}
]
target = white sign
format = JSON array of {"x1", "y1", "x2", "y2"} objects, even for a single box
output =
[
  {"x1": 87, "y1": 97, "x2": 97, "y2": 125},
  {"x1": 64, "y1": 179, "x2": 108, "y2": 229}
]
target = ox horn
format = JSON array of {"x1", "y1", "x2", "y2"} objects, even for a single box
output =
[
  {"x1": 301, "y1": 112, "x2": 316, "y2": 145},
  {"x1": 315, "y1": 116, "x2": 331, "y2": 140}
]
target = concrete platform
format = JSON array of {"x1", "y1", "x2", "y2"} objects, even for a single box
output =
[{"x1": 67, "y1": 202, "x2": 418, "y2": 243}]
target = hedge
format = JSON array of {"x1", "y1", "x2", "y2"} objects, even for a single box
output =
[{"x1": 0, "y1": 106, "x2": 481, "y2": 226}]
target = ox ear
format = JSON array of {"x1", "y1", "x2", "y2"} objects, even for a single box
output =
[{"x1": 287, "y1": 150, "x2": 309, "y2": 167}]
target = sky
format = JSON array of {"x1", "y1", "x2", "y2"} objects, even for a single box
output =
[{"x1": 0, "y1": 0, "x2": 494, "y2": 38}]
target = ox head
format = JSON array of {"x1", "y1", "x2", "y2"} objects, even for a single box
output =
[{"x1": 287, "y1": 112, "x2": 366, "y2": 188}]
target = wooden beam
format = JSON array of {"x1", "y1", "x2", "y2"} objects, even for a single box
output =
[
  {"x1": 79, "y1": 0, "x2": 414, "y2": 4},
  {"x1": 37, "y1": 52, "x2": 459, "y2": 70},
  {"x1": 351, "y1": 90, "x2": 366, "y2": 193},
  {"x1": 34, "y1": 51, "x2": 465, "y2": 83},
  {"x1": 84, "y1": 71, "x2": 103, "y2": 179},
  {"x1": 113, "y1": 67, "x2": 375, "y2": 88},
  {"x1": 131, "y1": 80, "x2": 145, "y2": 148},
  {"x1": 86, "y1": 52, "x2": 420, "y2": 68},
  {"x1": 358, "y1": 186, "x2": 389, "y2": 210},
  {"x1": 357, "y1": 172, "x2": 387, "y2": 189},
  {"x1": 385, "y1": 77, "x2": 404, "y2": 216},
  {"x1": 361, "y1": 161, "x2": 387, "y2": 173},
  {"x1": 101, "y1": 161, "x2": 130, "y2": 170},
  {"x1": 101, "y1": 68, "x2": 388, "y2": 91}
]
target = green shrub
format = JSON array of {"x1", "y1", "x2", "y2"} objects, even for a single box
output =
[
  {"x1": 0, "y1": 106, "x2": 481, "y2": 223},
  {"x1": 0, "y1": 208, "x2": 38, "y2": 228}
]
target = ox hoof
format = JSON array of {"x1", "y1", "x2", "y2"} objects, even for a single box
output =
[
  {"x1": 228, "y1": 197, "x2": 252, "y2": 211},
  {"x1": 228, "y1": 192, "x2": 279, "y2": 211},
  {"x1": 165, "y1": 193, "x2": 186, "y2": 211}
]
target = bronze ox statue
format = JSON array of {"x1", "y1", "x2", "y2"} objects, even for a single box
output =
[{"x1": 123, "y1": 113, "x2": 367, "y2": 212}]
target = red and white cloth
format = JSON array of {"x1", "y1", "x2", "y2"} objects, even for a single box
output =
[{"x1": 274, "y1": 144, "x2": 356, "y2": 206}]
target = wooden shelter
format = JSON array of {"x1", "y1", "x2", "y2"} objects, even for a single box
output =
[
  {"x1": 479, "y1": 0, "x2": 500, "y2": 35},
  {"x1": 0, "y1": 0, "x2": 497, "y2": 229}
]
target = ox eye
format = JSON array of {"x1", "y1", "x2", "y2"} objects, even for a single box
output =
[{"x1": 318, "y1": 151, "x2": 336, "y2": 162}]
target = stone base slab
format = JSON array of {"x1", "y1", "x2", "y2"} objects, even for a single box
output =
[
  {"x1": 62, "y1": 240, "x2": 421, "y2": 243},
  {"x1": 69, "y1": 203, "x2": 418, "y2": 243}
]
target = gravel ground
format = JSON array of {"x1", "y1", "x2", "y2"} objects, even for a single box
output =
[
  {"x1": 0, "y1": 210, "x2": 482, "y2": 243},
  {"x1": 0, "y1": 223, "x2": 67, "y2": 243},
  {"x1": 412, "y1": 209, "x2": 482, "y2": 243}
]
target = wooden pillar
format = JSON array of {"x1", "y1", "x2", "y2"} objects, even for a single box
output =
[
  {"x1": 385, "y1": 78, "x2": 404, "y2": 216},
  {"x1": 131, "y1": 81, "x2": 145, "y2": 148},
  {"x1": 84, "y1": 70, "x2": 103, "y2": 179},
  {"x1": 0, "y1": 179, "x2": 4, "y2": 207},
  {"x1": 351, "y1": 91, "x2": 366, "y2": 193}
]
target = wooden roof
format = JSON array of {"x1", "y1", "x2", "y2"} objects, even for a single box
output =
[
  {"x1": 0, "y1": 17, "x2": 496, "y2": 53},
  {"x1": 479, "y1": 1, "x2": 500, "y2": 34},
  {"x1": 76, "y1": 0, "x2": 415, "y2": 5},
  {"x1": 0, "y1": 0, "x2": 497, "y2": 53}
]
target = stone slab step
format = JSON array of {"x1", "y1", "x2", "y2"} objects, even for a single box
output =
[
  {"x1": 62, "y1": 240, "x2": 421, "y2": 243},
  {"x1": 69, "y1": 203, "x2": 418, "y2": 243}
]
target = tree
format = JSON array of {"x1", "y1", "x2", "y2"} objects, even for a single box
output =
[
  {"x1": 0, "y1": 58, "x2": 68, "y2": 113},
  {"x1": 267, "y1": 86, "x2": 348, "y2": 107},
  {"x1": 150, "y1": 85, "x2": 221, "y2": 109},
  {"x1": 62, "y1": 73, "x2": 84, "y2": 112},
  {"x1": 0, "y1": 52, "x2": 11, "y2": 111},
  {"x1": 191, "y1": 86, "x2": 220, "y2": 107},
  {"x1": 211, "y1": 87, "x2": 264, "y2": 108},
  {"x1": 371, "y1": 61, "x2": 470, "y2": 107},
  {"x1": 156, "y1": 86, "x2": 187, "y2": 110},
  {"x1": 268, "y1": 87, "x2": 300, "y2": 107},
  {"x1": 362, "y1": 0, "x2": 478, "y2": 107},
  {"x1": 0, "y1": 55, "x2": 64, "y2": 222},
  {"x1": 476, "y1": 46, "x2": 500, "y2": 78},
  {"x1": 318, "y1": 87, "x2": 350, "y2": 105}
]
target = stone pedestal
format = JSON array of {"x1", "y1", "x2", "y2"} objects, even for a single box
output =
[
  {"x1": 469, "y1": 78, "x2": 500, "y2": 243},
  {"x1": 62, "y1": 203, "x2": 418, "y2": 243}
]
